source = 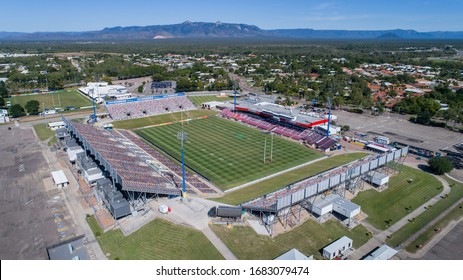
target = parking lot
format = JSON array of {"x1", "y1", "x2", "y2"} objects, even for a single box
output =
[
  {"x1": 335, "y1": 110, "x2": 463, "y2": 153},
  {"x1": 419, "y1": 221, "x2": 463, "y2": 260},
  {"x1": 0, "y1": 126, "x2": 75, "y2": 259}
]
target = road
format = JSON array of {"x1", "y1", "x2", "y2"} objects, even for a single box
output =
[{"x1": 228, "y1": 72, "x2": 265, "y2": 94}]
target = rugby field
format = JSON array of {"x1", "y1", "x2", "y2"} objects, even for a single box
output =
[{"x1": 137, "y1": 116, "x2": 322, "y2": 190}]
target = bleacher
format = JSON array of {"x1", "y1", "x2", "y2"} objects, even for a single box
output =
[
  {"x1": 70, "y1": 122, "x2": 180, "y2": 195},
  {"x1": 106, "y1": 96, "x2": 195, "y2": 121},
  {"x1": 221, "y1": 108, "x2": 337, "y2": 150},
  {"x1": 117, "y1": 130, "x2": 217, "y2": 194},
  {"x1": 243, "y1": 153, "x2": 384, "y2": 211}
]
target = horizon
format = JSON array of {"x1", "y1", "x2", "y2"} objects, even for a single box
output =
[
  {"x1": 1, "y1": 0, "x2": 462, "y2": 33},
  {"x1": 2, "y1": 21, "x2": 463, "y2": 34}
]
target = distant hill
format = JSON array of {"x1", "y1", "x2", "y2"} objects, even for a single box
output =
[
  {"x1": 376, "y1": 32, "x2": 403, "y2": 39},
  {"x1": 1, "y1": 21, "x2": 463, "y2": 41}
]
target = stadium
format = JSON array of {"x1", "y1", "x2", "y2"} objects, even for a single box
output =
[{"x1": 56, "y1": 91, "x2": 410, "y2": 257}]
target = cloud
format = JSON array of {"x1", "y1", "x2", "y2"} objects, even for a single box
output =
[{"x1": 313, "y1": 2, "x2": 334, "y2": 11}]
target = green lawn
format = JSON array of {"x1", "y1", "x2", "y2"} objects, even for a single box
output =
[
  {"x1": 388, "y1": 176, "x2": 463, "y2": 250},
  {"x1": 11, "y1": 90, "x2": 92, "y2": 111},
  {"x1": 213, "y1": 153, "x2": 367, "y2": 205},
  {"x1": 137, "y1": 116, "x2": 322, "y2": 190},
  {"x1": 211, "y1": 219, "x2": 371, "y2": 260},
  {"x1": 188, "y1": 95, "x2": 233, "y2": 106},
  {"x1": 112, "y1": 109, "x2": 218, "y2": 130},
  {"x1": 87, "y1": 216, "x2": 224, "y2": 260},
  {"x1": 33, "y1": 123, "x2": 54, "y2": 141},
  {"x1": 352, "y1": 165, "x2": 442, "y2": 230}
]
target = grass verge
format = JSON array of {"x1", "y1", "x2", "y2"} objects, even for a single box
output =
[
  {"x1": 387, "y1": 176, "x2": 463, "y2": 249},
  {"x1": 211, "y1": 219, "x2": 370, "y2": 260},
  {"x1": 87, "y1": 216, "x2": 224, "y2": 260},
  {"x1": 352, "y1": 165, "x2": 442, "y2": 230},
  {"x1": 212, "y1": 153, "x2": 366, "y2": 205}
]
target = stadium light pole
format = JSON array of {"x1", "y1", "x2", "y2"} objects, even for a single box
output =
[{"x1": 177, "y1": 131, "x2": 188, "y2": 200}]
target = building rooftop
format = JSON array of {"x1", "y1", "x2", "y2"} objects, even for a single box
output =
[
  {"x1": 274, "y1": 248, "x2": 312, "y2": 260},
  {"x1": 47, "y1": 235, "x2": 90, "y2": 260}
]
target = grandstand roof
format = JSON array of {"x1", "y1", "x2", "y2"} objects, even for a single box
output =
[{"x1": 223, "y1": 98, "x2": 328, "y2": 128}]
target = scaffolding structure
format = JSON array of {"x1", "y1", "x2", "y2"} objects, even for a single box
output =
[{"x1": 242, "y1": 147, "x2": 409, "y2": 235}]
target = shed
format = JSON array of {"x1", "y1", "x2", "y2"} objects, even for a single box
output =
[
  {"x1": 322, "y1": 236, "x2": 353, "y2": 260},
  {"x1": 311, "y1": 197, "x2": 333, "y2": 216},
  {"x1": 364, "y1": 245, "x2": 397, "y2": 260},
  {"x1": 48, "y1": 121, "x2": 66, "y2": 131},
  {"x1": 55, "y1": 128, "x2": 69, "y2": 140},
  {"x1": 274, "y1": 248, "x2": 313, "y2": 260},
  {"x1": 325, "y1": 194, "x2": 361, "y2": 218},
  {"x1": 365, "y1": 172, "x2": 389, "y2": 186},
  {"x1": 51, "y1": 170, "x2": 69, "y2": 188},
  {"x1": 84, "y1": 168, "x2": 104, "y2": 184}
]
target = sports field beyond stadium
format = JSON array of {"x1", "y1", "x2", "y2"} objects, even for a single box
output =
[
  {"x1": 137, "y1": 116, "x2": 322, "y2": 190},
  {"x1": 11, "y1": 90, "x2": 92, "y2": 110}
]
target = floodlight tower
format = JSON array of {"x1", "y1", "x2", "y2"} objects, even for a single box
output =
[
  {"x1": 89, "y1": 88, "x2": 97, "y2": 123},
  {"x1": 177, "y1": 131, "x2": 188, "y2": 200},
  {"x1": 326, "y1": 97, "x2": 332, "y2": 137}
]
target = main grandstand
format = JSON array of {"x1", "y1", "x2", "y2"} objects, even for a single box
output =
[
  {"x1": 242, "y1": 146, "x2": 409, "y2": 235},
  {"x1": 63, "y1": 117, "x2": 217, "y2": 212},
  {"x1": 105, "y1": 93, "x2": 195, "y2": 121},
  {"x1": 227, "y1": 96, "x2": 329, "y2": 129},
  {"x1": 221, "y1": 108, "x2": 337, "y2": 151}
]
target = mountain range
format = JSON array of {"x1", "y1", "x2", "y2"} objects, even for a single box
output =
[{"x1": 1, "y1": 21, "x2": 463, "y2": 40}]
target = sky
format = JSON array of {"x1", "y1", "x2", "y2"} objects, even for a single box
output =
[{"x1": 1, "y1": 0, "x2": 462, "y2": 32}]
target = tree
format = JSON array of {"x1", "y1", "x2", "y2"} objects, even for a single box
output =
[
  {"x1": 25, "y1": 100, "x2": 40, "y2": 115},
  {"x1": 0, "y1": 81, "x2": 7, "y2": 98},
  {"x1": 415, "y1": 111, "x2": 431, "y2": 125},
  {"x1": 0, "y1": 96, "x2": 4, "y2": 107},
  {"x1": 9, "y1": 104, "x2": 25, "y2": 117},
  {"x1": 101, "y1": 76, "x2": 113, "y2": 85},
  {"x1": 428, "y1": 157, "x2": 453, "y2": 175}
]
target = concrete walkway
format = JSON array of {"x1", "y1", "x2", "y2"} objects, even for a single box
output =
[
  {"x1": 41, "y1": 146, "x2": 107, "y2": 260},
  {"x1": 150, "y1": 197, "x2": 238, "y2": 260},
  {"x1": 349, "y1": 169, "x2": 451, "y2": 260}
]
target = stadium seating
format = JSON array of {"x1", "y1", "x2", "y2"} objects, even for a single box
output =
[
  {"x1": 106, "y1": 96, "x2": 195, "y2": 120},
  {"x1": 70, "y1": 122, "x2": 178, "y2": 195},
  {"x1": 117, "y1": 130, "x2": 217, "y2": 194}
]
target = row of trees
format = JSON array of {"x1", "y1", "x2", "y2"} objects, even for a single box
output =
[{"x1": 9, "y1": 100, "x2": 40, "y2": 117}]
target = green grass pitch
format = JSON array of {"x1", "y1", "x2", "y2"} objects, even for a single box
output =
[
  {"x1": 137, "y1": 116, "x2": 322, "y2": 190},
  {"x1": 188, "y1": 95, "x2": 233, "y2": 106},
  {"x1": 11, "y1": 90, "x2": 92, "y2": 110}
]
